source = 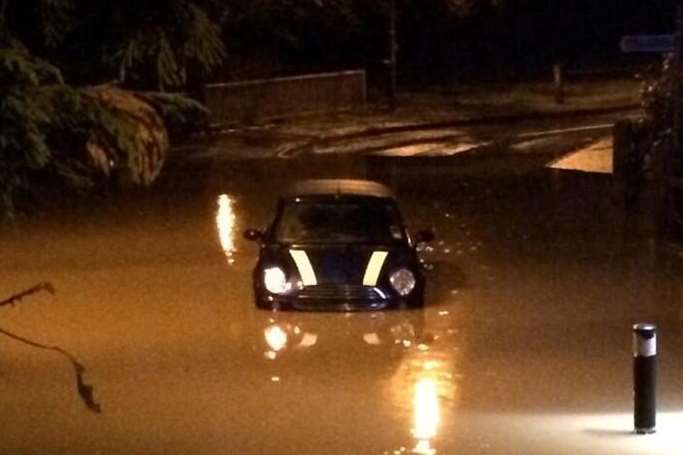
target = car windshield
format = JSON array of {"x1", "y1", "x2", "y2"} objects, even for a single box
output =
[{"x1": 274, "y1": 199, "x2": 404, "y2": 243}]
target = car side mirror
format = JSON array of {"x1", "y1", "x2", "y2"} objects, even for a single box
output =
[
  {"x1": 414, "y1": 229, "x2": 435, "y2": 243},
  {"x1": 243, "y1": 229, "x2": 264, "y2": 242}
]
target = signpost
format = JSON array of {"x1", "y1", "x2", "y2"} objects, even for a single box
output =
[{"x1": 620, "y1": 34, "x2": 674, "y2": 54}]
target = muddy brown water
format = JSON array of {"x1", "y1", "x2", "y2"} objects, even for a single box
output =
[{"x1": 1, "y1": 152, "x2": 682, "y2": 454}]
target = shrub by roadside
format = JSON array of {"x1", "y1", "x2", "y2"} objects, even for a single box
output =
[{"x1": 0, "y1": 46, "x2": 207, "y2": 219}]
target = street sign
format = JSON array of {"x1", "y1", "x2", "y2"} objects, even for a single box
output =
[{"x1": 620, "y1": 34, "x2": 674, "y2": 53}]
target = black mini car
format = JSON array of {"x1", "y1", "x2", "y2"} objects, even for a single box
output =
[{"x1": 244, "y1": 179, "x2": 433, "y2": 311}]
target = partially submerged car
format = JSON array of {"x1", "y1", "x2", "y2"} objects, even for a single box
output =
[{"x1": 244, "y1": 179, "x2": 433, "y2": 310}]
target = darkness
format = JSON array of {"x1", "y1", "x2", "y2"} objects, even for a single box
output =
[
  {"x1": 399, "y1": 0, "x2": 677, "y2": 81},
  {"x1": 5, "y1": 0, "x2": 678, "y2": 85},
  {"x1": 226, "y1": 0, "x2": 678, "y2": 84}
]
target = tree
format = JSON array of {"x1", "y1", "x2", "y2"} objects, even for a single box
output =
[
  {"x1": 0, "y1": 1, "x2": 208, "y2": 217},
  {"x1": 218, "y1": 0, "x2": 498, "y2": 80},
  {"x1": 77, "y1": 0, "x2": 226, "y2": 90},
  {"x1": 0, "y1": 45, "x2": 92, "y2": 214},
  {"x1": 1, "y1": 0, "x2": 227, "y2": 91},
  {"x1": 0, "y1": 0, "x2": 75, "y2": 49}
]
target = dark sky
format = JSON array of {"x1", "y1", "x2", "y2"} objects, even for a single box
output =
[{"x1": 272, "y1": 0, "x2": 679, "y2": 81}]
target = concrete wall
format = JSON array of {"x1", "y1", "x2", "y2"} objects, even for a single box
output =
[{"x1": 204, "y1": 70, "x2": 366, "y2": 126}]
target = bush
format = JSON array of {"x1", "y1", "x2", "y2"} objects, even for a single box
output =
[
  {"x1": 639, "y1": 55, "x2": 676, "y2": 177},
  {"x1": 0, "y1": 45, "x2": 208, "y2": 218}
]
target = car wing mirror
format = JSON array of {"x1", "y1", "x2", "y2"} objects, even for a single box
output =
[
  {"x1": 243, "y1": 228, "x2": 264, "y2": 242},
  {"x1": 414, "y1": 229, "x2": 435, "y2": 243}
]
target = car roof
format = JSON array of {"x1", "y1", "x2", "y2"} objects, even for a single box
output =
[{"x1": 283, "y1": 179, "x2": 395, "y2": 199}]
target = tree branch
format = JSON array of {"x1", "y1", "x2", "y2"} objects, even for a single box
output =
[
  {"x1": 0, "y1": 282, "x2": 55, "y2": 308},
  {"x1": 0, "y1": 325, "x2": 101, "y2": 413},
  {"x1": 0, "y1": 282, "x2": 101, "y2": 413}
]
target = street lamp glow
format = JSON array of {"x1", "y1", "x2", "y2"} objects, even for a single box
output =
[{"x1": 216, "y1": 194, "x2": 237, "y2": 264}]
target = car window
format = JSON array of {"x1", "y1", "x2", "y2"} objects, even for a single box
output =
[{"x1": 274, "y1": 199, "x2": 404, "y2": 243}]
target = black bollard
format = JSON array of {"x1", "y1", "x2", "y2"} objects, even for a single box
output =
[{"x1": 633, "y1": 323, "x2": 657, "y2": 434}]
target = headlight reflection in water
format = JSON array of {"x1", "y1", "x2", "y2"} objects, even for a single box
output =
[
  {"x1": 263, "y1": 323, "x2": 317, "y2": 360},
  {"x1": 412, "y1": 377, "x2": 440, "y2": 455},
  {"x1": 264, "y1": 324, "x2": 288, "y2": 352}
]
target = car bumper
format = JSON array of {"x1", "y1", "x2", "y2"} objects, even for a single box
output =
[
  {"x1": 260, "y1": 299, "x2": 399, "y2": 311},
  {"x1": 254, "y1": 281, "x2": 424, "y2": 311},
  {"x1": 256, "y1": 295, "x2": 422, "y2": 312},
  {"x1": 257, "y1": 299, "x2": 418, "y2": 311},
  {"x1": 255, "y1": 284, "x2": 423, "y2": 311}
]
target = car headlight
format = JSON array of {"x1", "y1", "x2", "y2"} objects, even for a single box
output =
[
  {"x1": 390, "y1": 268, "x2": 416, "y2": 296},
  {"x1": 264, "y1": 267, "x2": 290, "y2": 294}
]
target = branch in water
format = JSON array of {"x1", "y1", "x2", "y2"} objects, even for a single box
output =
[
  {"x1": 0, "y1": 325, "x2": 102, "y2": 413},
  {"x1": 0, "y1": 283, "x2": 101, "y2": 413},
  {"x1": 0, "y1": 282, "x2": 55, "y2": 308}
]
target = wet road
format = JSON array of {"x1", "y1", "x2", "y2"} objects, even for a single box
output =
[{"x1": 2, "y1": 141, "x2": 683, "y2": 454}]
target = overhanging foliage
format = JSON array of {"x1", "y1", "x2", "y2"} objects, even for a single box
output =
[{"x1": 0, "y1": 45, "x2": 207, "y2": 217}]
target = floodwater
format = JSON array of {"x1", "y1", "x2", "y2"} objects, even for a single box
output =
[{"x1": 1, "y1": 145, "x2": 683, "y2": 454}]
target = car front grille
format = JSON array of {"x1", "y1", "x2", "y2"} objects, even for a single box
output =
[{"x1": 297, "y1": 284, "x2": 384, "y2": 300}]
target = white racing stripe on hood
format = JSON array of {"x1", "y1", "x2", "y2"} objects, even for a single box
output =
[
  {"x1": 289, "y1": 250, "x2": 318, "y2": 286},
  {"x1": 363, "y1": 251, "x2": 389, "y2": 286}
]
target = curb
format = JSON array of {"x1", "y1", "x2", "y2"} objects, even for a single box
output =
[
  {"x1": 171, "y1": 103, "x2": 640, "y2": 161},
  {"x1": 308, "y1": 104, "x2": 640, "y2": 145},
  {"x1": 274, "y1": 104, "x2": 639, "y2": 158}
]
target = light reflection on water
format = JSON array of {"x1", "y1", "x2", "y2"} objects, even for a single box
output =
[
  {"x1": 264, "y1": 324, "x2": 288, "y2": 353},
  {"x1": 216, "y1": 194, "x2": 237, "y2": 264},
  {"x1": 412, "y1": 377, "x2": 440, "y2": 455},
  {"x1": 255, "y1": 310, "x2": 444, "y2": 453},
  {"x1": 262, "y1": 321, "x2": 318, "y2": 360},
  {"x1": 387, "y1": 349, "x2": 451, "y2": 455}
]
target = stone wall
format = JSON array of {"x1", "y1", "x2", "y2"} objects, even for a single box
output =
[{"x1": 204, "y1": 70, "x2": 366, "y2": 125}]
